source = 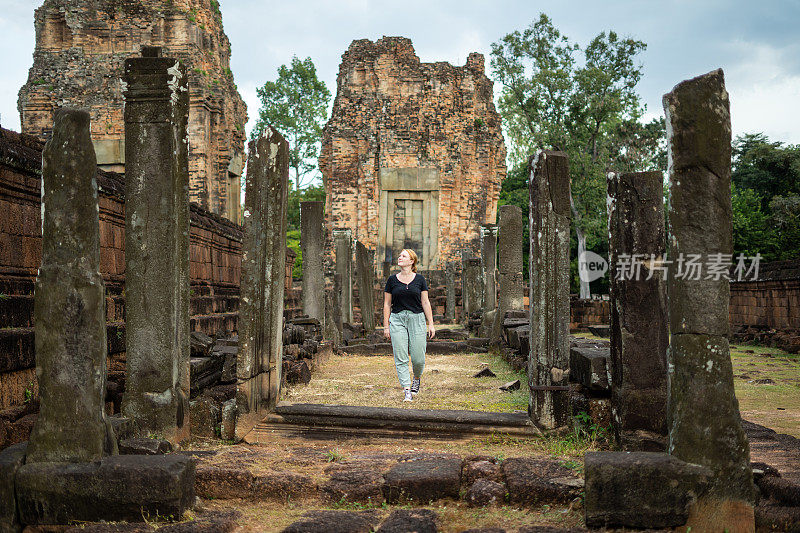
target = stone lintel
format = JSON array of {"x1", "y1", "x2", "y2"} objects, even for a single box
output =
[{"x1": 380, "y1": 167, "x2": 439, "y2": 191}]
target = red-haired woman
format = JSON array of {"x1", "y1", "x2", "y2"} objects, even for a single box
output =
[{"x1": 382, "y1": 249, "x2": 436, "y2": 402}]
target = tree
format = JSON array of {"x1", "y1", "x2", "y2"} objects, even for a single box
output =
[
  {"x1": 491, "y1": 14, "x2": 665, "y2": 297},
  {"x1": 731, "y1": 134, "x2": 800, "y2": 261},
  {"x1": 252, "y1": 56, "x2": 331, "y2": 191}
]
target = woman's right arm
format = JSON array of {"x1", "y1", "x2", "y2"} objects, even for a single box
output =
[{"x1": 383, "y1": 292, "x2": 392, "y2": 338}]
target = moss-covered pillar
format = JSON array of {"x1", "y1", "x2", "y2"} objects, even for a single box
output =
[
  {"x1": 445, "y1": 261, "x2": 457, "y2": 322},
  {"x1": 491, "y1": 207, "x2": 524, "y2": 344},
  {"x1": 355, "y1": 241, "x2": 376, "y2": 332},
  {"x1": 121, "y1": 47, "x2": 190, "y2": 445},
  {"x1": 236, "y1": 126, "x2": 290, "y2": 440},
  {"x1": 528, "y1": 150, "x2": 571, "y2": 429},
  {"x1": 663, "y1": 68, "x2": 755, "y2": 528},
  {"x1": 333, "y1": 229, "x2": 353, "y2": 324},
  {"x1": 27, "y1": 109, "x2": 118, "y2": 463},
  {"x1": 301, "y1": 201, "x2": 325, "y2": 321},
  {"x1": 607, "y1": 171, "x2": 669, "y2": 451}
]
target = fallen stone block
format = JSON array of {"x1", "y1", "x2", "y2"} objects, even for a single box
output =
[
  {"x1": 283, "y1": 510, "x2": 380, "y2": 533},
  {"x1": 189, "y1": 397, "x2": 221, "y2": 439},
  {"x1": 322, "y1": 467, "x2": 385, "y2": 504},
  {"x1": 462, "y1": 457, "x2": 503, "y2": 486},
  {"x1": 588, "y1": 325, "x2": 610, "y2": 338},
  {"x1": 220, "y1": 399, "x2": 236, "y2": 441},
  {"x1": 191, "y1": 331, "x2": 214, "y2": 357},
  {"x1": 755, "y1": 504, "x2": 800, "y2": 532},
  {"x1": 16, "y1": 454, "x2": 195, "y2": 525},
  {"x1": 0, "y1": 442, "x2": 26, "y2": 533},
  {"x1": 757, "y1": 475, "x2": 800, "y2": 507},
  {"x1": 503, "y1": 457, "x2": 582, "y2": 506},
  {"x1": 584, "y1": 451, "x2": 711, "y2": 529},
  {"x1": 465, "y1": 479, "x2": 506, "y2": 507},
  {"x1": 569, "y1": 346, "x2": 610, "y2": 391},
  {"x1": 252, "y1": 470, "x2": 316, "y2": 500},
  {"x1": 377, "y1": 509, "x2": 437, "y2": 533},
  {"x1": 195, "y1": 465, "x2": 254, "y2": 499},
  {"x1": 473, "y1": 367, "x2": 496, "y2": 378},
  {"x1": 118, "y1": 437, "x2": 172, "y2": 455},
  {"x1": 499, "y1": 380, "x2": 520, "y2": 392},
  {"x1": 383, "y1": 458, "x2": 461, "y2": 503}
]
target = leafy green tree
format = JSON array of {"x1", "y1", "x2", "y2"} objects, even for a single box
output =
[
  {"x1": 731, "y1": 133, "x2": 800, "y2": 261},
  {"x1": 491, "y1": 14, "x2": 665, "y2": 297},
  {"x1": 252, "y1": 56, "x2": 331, "y2": 191}
]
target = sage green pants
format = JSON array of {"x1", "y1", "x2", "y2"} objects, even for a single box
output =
[{"x1": 389, "y1": 310, "x2": 427, "y2": 388}]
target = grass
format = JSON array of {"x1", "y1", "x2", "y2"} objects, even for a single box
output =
[{"x1": 281, "y1": 348, "x2": 529, "y2": 413}]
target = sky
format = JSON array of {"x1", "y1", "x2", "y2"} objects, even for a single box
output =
[{"x1": 1, "y1": 0, "x2": 799, "y2": 150}]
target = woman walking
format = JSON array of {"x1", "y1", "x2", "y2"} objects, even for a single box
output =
[{"x1": 383, "y1": 249, "x2": 436, "y2": 402}]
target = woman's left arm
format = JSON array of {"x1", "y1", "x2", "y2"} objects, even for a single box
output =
[{"x1": 420, "y1": 291, "x2": 436, "y2": 339}]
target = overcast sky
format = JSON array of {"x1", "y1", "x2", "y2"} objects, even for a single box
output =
[{"x1": 1, "y1": 0, "x2": 799, "y2": 149}]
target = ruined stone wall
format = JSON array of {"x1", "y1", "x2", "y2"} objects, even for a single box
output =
[
  {"x1": 17, "y1": 0, "x2": 247, "y2": 221},
  {"x1": 0, "y1": 126, "x2": 296, "y2": 411},
  {"x1": 319, "y1": 37, "x2": 506, "y2": 274},
  {"x1": 730, "y1": 260, "x2": 800, "y2": 331}
]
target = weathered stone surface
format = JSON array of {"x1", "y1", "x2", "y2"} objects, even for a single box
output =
[
  {"x1": 355, "y1": 241, "x2": 376, "y2": 332},
  {"x1": 528, "y1": 151, "x2": 571, "y2": 429},
  {"x1": 607, "y1": 171, "x2": 668, "y2": 450},
  {"x1": 19, "y1": 0, "x2": 247, "y2": 220},
  {"x1": 462, "y1": 457, "x2": 502, "y2": 486},
  {"x1": 462, "y1": 257, "x2": 483, "y2": 322},
  {"x1": 319, "y1": 37, "x2": 506, "y2": 273},
  {"x1": 194, "y1": 464, "x2": 254, "y2": 499},
  {"x1": 220, "y1": 398, "x2": 236, "y2": 441},
  {"x1": 491, "y1": 206, "x2": 524, "y2": 344},
  {"x1": 755, "y1": 505, "x2": 800, "y2": 532},
  {"x1": 302, "y1": 201, "x2": 325, "y2": 321},
  {"x1": 383, "y1": 458, "x2": 462, "y2": 503},
  {"x1": 757, "y1": 475, "x2": 800, "y2": 507},
  {"x1": 376, "y1": 509, "x2": 437, "y2": 533},
  {"x1": 252, "y1": 470, "x2": 316, "y2": 500},
  {"x1": 282, "y1": 510, "x2": 380, "y2": 533},
  {"x1": 664, "y1": 70, "x2": 754, "y2": 506},
  {"x1": 503, "y1": 457, "x2": 581, "y2": 506},
  {"x1": 191, "y1": 331, "x2": 214, "y2": 358},
  {"x1": 322, "y1": 467, "x2": 385, "y2": 504},
  {"x1": 118, "y1": 437, "x2": 172, "y2": 456},
  {"x1": 333, "y1": 229, "x2": 354, "y2": 325},
  {"x1": 16, "y1": 454, "x2": 195, "y2": 524},
  {"x1": 445, "y1": 261, "x2": 457, "y2": 322},
  {"x1": 481, "y1": 224, "x2": 498, "y2": 312},
  {"x1": 189, "y1": 397, "x2": 220, "y2": 439},
  {"x1": 569, "y1": 346, "x2": 610, "y2": 392},
  {"x1": 465, "y1": 479, "x2": 506, "y2": 507},
  {"x1": 28, "y1": 108, "x2": 117, "y2": 463},
  {"x1": 584, "y1": 451, "x2": 711, "y2": 529},
  {"x1": 236, "y1": 127, "x2": 289, "y2": 440},
  {"x1": 121, "y1": 50, "x2": 190, "y2": 445},
  {"x1": 0, "y1": 442, "x2": 26, "y2": 533}
]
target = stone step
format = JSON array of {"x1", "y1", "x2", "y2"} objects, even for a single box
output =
[{"x1": 245, "y1": 403, "x2": 540, "y2": 440}]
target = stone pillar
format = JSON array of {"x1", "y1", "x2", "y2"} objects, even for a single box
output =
[
  {"x1": 333, "y1": 229, "x2": 353, "y2": 324},
  {"x1": 236, "y1": 127, "x2": 289, "y2": 439},
  {"x1": 461, "y1": 257, "x2": 483, "y2": 322},
  {"x1": 445, "y1": 261, "x2": 456, "y2": 322},
  {"x1": 663, "y1": 69, "x2": 755, "y2": 515},
  {"x1": 480, "y1": 224, "x2": 498, "y2": 311},
  {"x1": 121, "y1": 47, "x2": 190, "y2": 444},
  {"x1": 355, "y1": 241, "x2": 376, "y2": 332},
  {"x1": 607, "y1": 171, "x2": 669, "y2": 451},
  {"x1": 528, "y1": 150, "x2": 571, "y2": 429},
  {"x1": 301, "y1": 201, "x2": 325, "y2": 321},
  {"x1": 27, "y1": 109, "x2": 117, "y2": 463},
  {"x1": 491, "y1": 207, "x2": 524, "y2": 344}
]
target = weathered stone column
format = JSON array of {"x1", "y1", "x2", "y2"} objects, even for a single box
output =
[
  {"x1": 355, "y1": 241, "x2": 376, "y2": 332},
  {"x1": 607, "y1": 171, "x2": 669, "y2": 451},
  {"x1": 461, "y1": 257, "x2": 483, "y2": 323},
  {"x1": 481, "y1": 224, "x2": 498, "y2": 311},
  {"x1": 491, "y1": 207, "x2": 524, "y2": 344},
  {"x1": 27, "y1": 109, "x2": 117, "y2": 463},
  {"x1": 664, "y1": 69, "x2": 755, "y2": 519},
  {"x1": 121, "y1": 47, "x2": 190, "y2": 444},
  {"x1": 445, "y1": 261, "x2": 456, "y2": 322},
  {"x1": 301, "y1": 201, "x2": 325, "y2": 321},
  {"x1": 528, "y1": 150, "x2": 571, "y2": 429},
  {"x1": 333, "y1": 229, "x2": 353, "y2": 324},
  {"x1": 236, "y1": 127, "x2": 289, "y2": 440}
]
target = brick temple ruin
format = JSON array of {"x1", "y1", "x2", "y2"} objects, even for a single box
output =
[
  {"x1": 319, "y1": 37, "x2": 507, "y2": 274},
  {"x1": 17, "y1": 0, "x2": 247, "y2": 221}
]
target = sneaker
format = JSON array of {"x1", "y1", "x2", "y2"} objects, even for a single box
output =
[
  {"x1": 410, "y1": 378, "x2": 421, "y2": 396},
  {"x1": 403, "y1": 388, "x2": 413, "y2": 402}
]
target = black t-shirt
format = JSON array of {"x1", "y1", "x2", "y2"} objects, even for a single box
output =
[{"x1": 384, "y1": 273, "x2": 428, "y2": 314}]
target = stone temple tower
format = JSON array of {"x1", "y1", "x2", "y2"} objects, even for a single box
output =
[
  {"x1": 18, "y1": 0, "x2": 247, "y2": 222},
  {"x1": 319, "y1": 37, "x2": 507, "y2": 274}
]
